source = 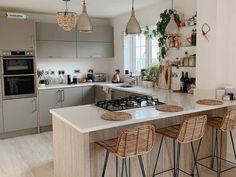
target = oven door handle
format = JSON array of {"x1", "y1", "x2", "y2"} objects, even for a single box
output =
[
  {"x1": 3, "y1": 74, "x2": 35, "y2": 77},
  {"x1": 32, "y1": 98, "x2": 37, "y2": 112}
]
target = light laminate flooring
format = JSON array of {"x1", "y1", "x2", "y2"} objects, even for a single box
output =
[{"x1": 0, "y1": 132, "x2": 235, "y2": 177}]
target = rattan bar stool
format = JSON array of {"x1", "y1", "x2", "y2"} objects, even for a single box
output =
[
  {"x1": 153, "y1": 115, "x2": 207, "y2": 177},
  {"x1": 197, "y1": 110, "x2": 236, "y2": 177},
  {"x1": 96, "y1": 125, "x2": 155, "y2": 177}
]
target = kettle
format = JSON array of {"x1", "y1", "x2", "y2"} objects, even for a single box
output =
[{"x1": 112, "y1": 69, "x2": 121, "y2": 83}]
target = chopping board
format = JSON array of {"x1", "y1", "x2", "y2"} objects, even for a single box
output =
[{"x1": 158, "y1": 66, "x2": 172, "y2": 90}]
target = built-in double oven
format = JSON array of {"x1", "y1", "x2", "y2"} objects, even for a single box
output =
[{"x1": 1, "y1": 50, "x2": 36, "y2": 100}]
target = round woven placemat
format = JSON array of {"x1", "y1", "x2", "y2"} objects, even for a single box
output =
[
  {"x1": 156, "y1": 105, "x2": 184, "y2": 112},
  {"x1": 101, "y1": 112, "x2": 132, "y2": 121},
  {"x1": 196, "y1": 99, "x2": 224, "y2": 106}
]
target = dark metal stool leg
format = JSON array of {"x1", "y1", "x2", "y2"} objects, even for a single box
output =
[
  {"x1": 116, "y1": 156, "x2": 118, "y2": 177},
  {"x1": 121, "y1": 159, "x2": 125, "y2": 177},
  {"x1": 173, "y1": 139, "x2": 176, "y2": 177},
  {"x1": 230, "y1": 131, "x2": 236, "y2": 160},
  {"x1": 191, "y1": 142, "x2": 200, "y2": 177},
  {"x1": 152, "y1": 136, "x2": 164, "y2": 177},
  {"x1": 176, "y1": 143, "x2": 181, "y2": 177},
  {"x1": 191, "y1": 138, "x2": 202, "y2": 176},
  {"x1": 211, "y1": 128, "x2": 215, "y2": 168},
  {"x1": 215, "y1": 129, "x2": 220, "y2": 177},
  {"x1": 128, "y1": 158, "x2": 131, "y2": 177},
  {"x1": 124, "y1": 159, "x2": 128, "y2": 177},
  {"x1": 138, "y1": 155, "x2": 146, "y2": 177},
  {"x1": 218, "y1": 131, "x2": 223, "y2": 177},
  {"x1": 102, "y1": 151, "x2": 110, "y2": 177}
]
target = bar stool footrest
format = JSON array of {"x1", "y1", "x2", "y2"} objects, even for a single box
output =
[
  {"x1": 197, "y1": 155, "x2": 236, "y2": 174},
  {"x1": 153, "y1": 168, "x2": 194, "y2": 177}
]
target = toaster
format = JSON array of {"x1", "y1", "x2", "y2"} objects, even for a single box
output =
[{"x1": 93, "y1": 73, "x2": 106, "y2": 82}]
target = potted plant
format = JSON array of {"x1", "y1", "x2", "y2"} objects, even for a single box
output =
[{"x1": 141, "y1": 64, "x2": 159, "y2": 88}]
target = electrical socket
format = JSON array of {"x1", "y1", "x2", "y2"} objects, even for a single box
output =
[
  {"x1": 58, "y1": 70, "x2": 65, "y2": 75},
  {"x1": 74, "y1": 69, "x2": 80, "y2": 74}
]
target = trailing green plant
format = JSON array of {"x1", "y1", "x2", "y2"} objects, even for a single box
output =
[{"x1": 144, "y1": 9, "x2": 180, "y2": 61}]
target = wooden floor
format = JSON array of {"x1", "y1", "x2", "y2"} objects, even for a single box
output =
[{"x1": 0, "y1": 132, "x2": 235, "y2": 177}]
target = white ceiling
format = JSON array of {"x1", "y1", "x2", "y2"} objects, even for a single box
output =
[{"x1": 0, "y1": 0, "x2": 159, "y2": 18}]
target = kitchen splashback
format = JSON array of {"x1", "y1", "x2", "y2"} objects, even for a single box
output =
[{"x1": 37, "y1": 58, "x2": 113, "y2": 78}]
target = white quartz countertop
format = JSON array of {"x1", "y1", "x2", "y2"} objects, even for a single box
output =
[{"x1": 50, "y1": 84, "x2": 236, "y2": 133}]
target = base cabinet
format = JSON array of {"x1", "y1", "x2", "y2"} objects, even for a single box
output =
[
  {"x1": 0, "y1": 96, "x2": 3, "y2": 133},
  {"x1": 3, "y1": 97, "x2": 38, "y2": 132},
  {"x1": 39, "y1": 86, "x2": 93, "y2": 127},
  {"x1": 82, "y1": 86, "x2": 95, "y2": 105},
  {"x1": 38, "y1": 89, "x2": 61, "y2": 127}
]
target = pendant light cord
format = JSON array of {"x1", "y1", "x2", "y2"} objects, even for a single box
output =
[
  {"x1": 171, "y1": 0, "x2": 173, "y2": 10},
  {"x1": 132, "y1": 0, "x2": 134, "y2": 10},
  {"x1": 83, "y1": 0, "x2": 86, "y2": 6}
]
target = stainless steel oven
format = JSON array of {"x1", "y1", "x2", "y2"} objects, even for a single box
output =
[{"x1": 1, "y1": 50, "x2": 36, "y2": 100}]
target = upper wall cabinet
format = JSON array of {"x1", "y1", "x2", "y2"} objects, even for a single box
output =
[
  {"x1": 36, "y1": 22, "x2": 76, "y2": 41},
  {"x1": 0, "y1": 19, "x2": 35, "y2": 50},
  {"x1": 77, "y1": 26, "x2": 113, "y2": 42},
  {"x1": 36, "y1": 22, "x2": 77, "y2": 59},
  {"x1": 77, "y1": 26, "x2": 114, "y2": 58}
]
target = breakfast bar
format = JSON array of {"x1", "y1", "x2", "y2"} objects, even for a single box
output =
[{"x1": 50, "y1": 88, "x2": 236, "y2": 177}]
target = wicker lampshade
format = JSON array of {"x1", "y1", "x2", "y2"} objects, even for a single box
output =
[{"x1": 57, "y1": 0, "x2": 77, "y2": 31}]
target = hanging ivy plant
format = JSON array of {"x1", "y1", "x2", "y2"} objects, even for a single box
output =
[{"x1": 144, "y1": 9, "x2": 180, "y2": 61}]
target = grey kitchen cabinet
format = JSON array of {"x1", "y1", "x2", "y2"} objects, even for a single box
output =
[
  {"x1": 82, "y1": 86, "x2": 95, "y2": 105},
  {"x1": 0, "y1": 95, "x2": 3, "y2": 133},
  {"x1": 77, "y1": 25, "x2": 114, "y2": 58},
  {"x1": 3, "y1": 97, "x2": 38, "y2": 132},
  {"x1": 77, "y1": 26, "x2": 113, "y2": 42},
  {"x1": 37, "y1": 41, "x2": 77, "y2": 59},
  {"x1": 38, "y1": 87, "x2": 83, "y2": 126},
  {"x1": 61, "y1": 87, "x2": 83, "y2": 107},
  {"x1": 111, "y1": 90, "x2": 127, "y2": 99},
  {"x1": 77, "y1": 42, "x2": 114, "y2": 58},
  {"x1": 36, "y1": 22, "x2": 76, "y2": 41},
  {"x1": 95, "y1": 86, "x2": 107, "y2": 102},
  {"x1": 38, "y1": 89, "x2": 62, "y2": 127},
  {"x1": 0, "y1": 18, "x2": 35, "y2": 50}
]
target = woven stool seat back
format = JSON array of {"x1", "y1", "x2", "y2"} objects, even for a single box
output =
[
  {"x1": 221, "y1": 110, "x2": 236, "y2": 132},
  {"x1": 177, "y1": 115, "x2": 207, "y2": 144},
  {"x1": 116, "y1": 125, "x2": 155, "y2": 158}
]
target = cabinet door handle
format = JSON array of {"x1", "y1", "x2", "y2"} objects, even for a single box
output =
[
  {"x1": 57, "y1": 90, "x2": 61, "y2": 102},
  {"x1": 31, "y1": 35, "x2": 35, "y2": 49},
  {"x1": 61, "y1": 90, "x2": 65, "y2": 102},
  {"x1": 32, "y1": 99, "x2": 37, "y2": 112}
]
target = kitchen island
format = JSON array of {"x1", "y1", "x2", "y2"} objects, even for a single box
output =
[{"x1": 50, "y1": 87, "x2": 236, "y2": 177}]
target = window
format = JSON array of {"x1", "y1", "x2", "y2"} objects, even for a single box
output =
[{"x1": 124, "y1": 31, "x2": 159, "y2": 74}]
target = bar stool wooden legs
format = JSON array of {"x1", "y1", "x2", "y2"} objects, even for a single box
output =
[
  {"x1": 197, "y1": 110, "x2": 236, "y2": 177},
  {"x1": 97, "y1": 125, "x2": 155, "y2": 177},
  {"x1": 153, "y1": 115, "x2": 207, "y2": 177}
]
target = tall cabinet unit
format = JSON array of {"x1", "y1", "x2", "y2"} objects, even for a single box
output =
[
  {"x1": 36, "y1": 22, "x2": 77, "y2": 59},
  {"x1": 77, "y1": 26, "x2": 114, "y2": 58},
  {"x1": 0, "y1": 18, "x2": 35, "y2": 50}
]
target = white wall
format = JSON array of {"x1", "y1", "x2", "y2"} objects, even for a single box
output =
[
  {"x1": 110, "y1": 0, "x2": 197, "y2": 75},
  {"x1": 25, "y1": 12, "x2": 114, "y2": 78}
]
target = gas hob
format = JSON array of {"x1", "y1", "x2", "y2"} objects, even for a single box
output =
[{"x1": 95, "y1": 96, "x2": 165, "y2": 111}]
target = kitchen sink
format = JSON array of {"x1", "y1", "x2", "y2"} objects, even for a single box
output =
[{"x1": 118, "y1": 84, "x2": 134, "y2": 88}]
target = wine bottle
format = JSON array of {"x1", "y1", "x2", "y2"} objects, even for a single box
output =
[
  {"x1": 180, "y1": 72, "x2": 184, "y2": 92},
  {"x1": 184, "y1": 72, "x2": 190, "y2": 92}
]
